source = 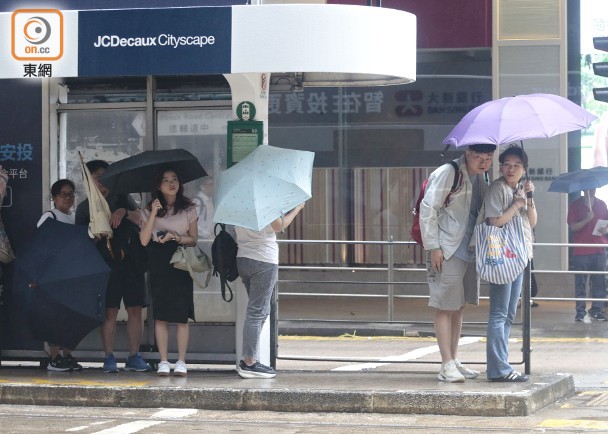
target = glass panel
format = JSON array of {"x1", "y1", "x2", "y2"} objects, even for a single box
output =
[
  {"x1": 156, "y1": 109, "x2": 234, "y2": 322},
  {"x1": 156, "y1": 109, "x2": 232, "y2": 250},
  {"x1": 63, "y1": 77, "x2": 147, "y2": 103},
  {"x1": 155, "y1": 75, "x2": 231, "y2": 101},
  {"x1": 269, "y1": 48, "x2": 492, "y2": 266},
  {"x1": 60, "y1": 110, "x2": 146, "y2": 206}
]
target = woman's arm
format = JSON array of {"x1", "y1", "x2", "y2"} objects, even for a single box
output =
[
  {"x1": 569, "y1": 207, "x2": 594, "y2": 232},
  {"x1": 271, "y1": 203, "x2": 305, "y2": 233},
  {"x1": 139, "y1": 212, "x2": 155, "y2": 246},
  {"x1": 487, "y1": 184, "x2": 525, "y2": 227},
  {"x1": 140, "y1": 199, "x2": 162, "y2": 246},
  {"x1": 526, "y1": 198, "x2": 538, "y2": 228},
  {"x1": 166, "y1": 218, "x2": 198, "y2": 246}
]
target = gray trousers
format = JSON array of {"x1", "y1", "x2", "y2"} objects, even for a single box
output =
[{"x1": 237, "y1": 257, "x2": 279, "y2": 361}]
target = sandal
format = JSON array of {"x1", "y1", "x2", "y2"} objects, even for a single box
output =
[{"x1": 489, "y1": 371, "x2": 529, "y2": 382}]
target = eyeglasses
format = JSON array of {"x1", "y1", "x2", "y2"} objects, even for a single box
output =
[
  {"x1": 469, "y1": 153, "x2": 493, "y2": 163},
  {"x1": 56, "y1": 192, "x2": 75, "y2": 199}
]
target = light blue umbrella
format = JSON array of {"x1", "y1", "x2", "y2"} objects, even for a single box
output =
[
  {"x1": 548, "y1": 166, "x2": 608, "y2": 193},
  {"x1": 213, "y1": 145, "x2": 315, "y2": 231}
]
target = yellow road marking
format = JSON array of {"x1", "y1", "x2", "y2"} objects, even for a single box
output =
[
  {"x1": 279, "y1": 335, "x2": 608, "y2": 343},
  {"x1": 0, "y1": 377, "x2": 149, "y2": 387},
  {"x1": 539, "y1": 419, "x2": 608, "y2": 429}
]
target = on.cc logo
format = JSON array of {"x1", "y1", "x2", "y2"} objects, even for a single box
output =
[
  {"x1": 12, "y1": 9, "x2": 63, "y2": 61},
  {"x1": 23, "y1": 16, "x2": 52, "y2": 45}
]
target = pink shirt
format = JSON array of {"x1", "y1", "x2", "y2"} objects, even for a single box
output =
[
  {"x1": 567, "y1": 197, "x2": 608, "y2": 256},
  {"x1": 142, "y1": 206, "x2": 198, "y2": 241}
]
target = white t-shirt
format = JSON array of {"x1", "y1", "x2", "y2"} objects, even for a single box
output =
[
  {"x1": 37, "y1": 209, "x2": 75, "y2": 227},
  {"x1": 235, "y1": 225, "x2": 278, "y2": 265}
]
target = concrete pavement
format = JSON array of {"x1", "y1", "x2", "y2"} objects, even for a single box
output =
[
  {"x1": 1, "y1": 299, "x2": 605, "y2": 416},
  {"x1": 0, "y1": 366, "x2": 574, "y2": 417}
]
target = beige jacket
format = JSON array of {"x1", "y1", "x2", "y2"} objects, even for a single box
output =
[{"x1": 420, "y1": 155, "x2": 489, "y2": 260}]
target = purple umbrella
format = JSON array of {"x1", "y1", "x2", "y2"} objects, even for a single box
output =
[{"x1": 443, "y1": 93, "x2": 597, "y2": 147}]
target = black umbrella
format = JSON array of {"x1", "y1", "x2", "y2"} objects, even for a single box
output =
[
  {"x1": 100, "y1": 149, "x2": 207, "y2": 194},
  {"x1": 13, "y1": 219, "x2": 110, "y2": 349}
]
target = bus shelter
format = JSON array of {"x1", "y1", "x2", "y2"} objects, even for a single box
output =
[{"x1": 0, "y1": 3, "x2": 416, "y2": 367}]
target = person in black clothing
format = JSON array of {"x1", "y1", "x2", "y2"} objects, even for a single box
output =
[{"x1": 75, "y1": 160, "x2": 151, "y2": 373}]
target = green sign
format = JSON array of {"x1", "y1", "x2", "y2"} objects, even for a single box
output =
[
  {"x1": 236, "y1": 101, "x2": 256, "y2": 121},
  {"x1": 227, "y1": 120, "x2": 263, "y2": 167}
]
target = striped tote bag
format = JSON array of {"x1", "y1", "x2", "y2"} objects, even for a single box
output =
[{"x1": 474, "y1": 216, "x2": 528, "y2": 285}]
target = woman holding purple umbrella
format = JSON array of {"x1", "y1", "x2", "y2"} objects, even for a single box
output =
[{"x1": 483, "y1": 146, "x2": 536, "y2": 382}]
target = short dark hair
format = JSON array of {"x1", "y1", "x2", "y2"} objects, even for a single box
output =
[
  {"x1": 468, "y1": 144, "x2": 497, "y2": 154},
  {"x1": 51, "y1": 179, "x2": 75, "y2": 197},
  {"x1": 499, "y1": 145, "x2": 528, "y2": 168},
  {"x1": 86, "y1": 160, "x2": 109, "y2": 174}
]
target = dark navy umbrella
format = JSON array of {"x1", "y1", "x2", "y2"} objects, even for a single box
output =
[
  {"x1": 13, "y1": 219, "x2": 110, "y2": 349},
  {"x1": 548, "y1": 167, "x2": 608, "y2": 193},
  {"x1": 100, "y1": 148, "x2": 207, "y2": 194}
]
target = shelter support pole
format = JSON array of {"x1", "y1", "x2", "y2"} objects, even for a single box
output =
[{"x1": 223, "y1": 72, "x2": 272, "y2": 367}]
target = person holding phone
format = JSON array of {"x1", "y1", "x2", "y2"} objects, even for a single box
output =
[
  {"x1": 140, "y1": 168, "x2": 198, "y2": 377},
  {"x1": 483, "y1": 146, "x2": 536, "y2": 382}
]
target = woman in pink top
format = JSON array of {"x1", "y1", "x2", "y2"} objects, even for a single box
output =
[{"x1": 140, "y1": 168, "x2": 198, "y2": 377}]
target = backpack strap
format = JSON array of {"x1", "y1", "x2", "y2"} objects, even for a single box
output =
[
  {"x1": 443, "y1": 160, "x2": 462, "y2": 208},
  {"x1": 448, "y1": 160, "x2": 461, "y2": 192},
  {"x1": 221, "y1": 281, "x2": 234, "y2": 302},
  {"x1": 48, "y1": 210, "x2": 57, "y2": 220}
]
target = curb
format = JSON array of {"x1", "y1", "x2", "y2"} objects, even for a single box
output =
[{"x1": 0, "y1": 373, "x2": 574, "y2": 416}]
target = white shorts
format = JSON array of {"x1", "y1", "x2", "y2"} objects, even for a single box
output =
[{"x1": 427, "y1": 253, "x2": 479, "y2": 310}]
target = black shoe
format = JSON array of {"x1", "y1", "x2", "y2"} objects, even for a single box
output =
[
  {"x1": 237, "y1": 360, "x2": 276, "y2": 379},
  {"x1": 65, "y1": 354, "x2": 82, "y2": 371},
  {"x1": 489, "y1": 371, "x2": 529, "y2": 382},
  {"x1": 575, "y1": 312, "x2": 587, "y2": 322},
  {"x1": 47, "y1": 355, "x2": 71, "y2": 372},
  {"x1": 590, "y1": 312, "x2": 608, "y2": 321},
  {"x1": 531, "y1": 302, "x2": 539, "y2": 308}
]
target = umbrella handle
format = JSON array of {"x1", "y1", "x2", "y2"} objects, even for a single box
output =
[{"x1": 440, "y1": 144, "x2": 451, "y2": 157}]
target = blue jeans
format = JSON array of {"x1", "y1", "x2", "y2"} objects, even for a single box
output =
[
  {"x1": 486, "y1": 272, "x2": 524, "y2": 379},
  {"x1": 571, "y1": 254, "x2": 606, "y2": 316},
  {"x1": 237, "y1": 257, "x2": 278, "y2": 362}
]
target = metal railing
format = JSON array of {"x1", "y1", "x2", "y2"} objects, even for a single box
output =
[{"x1": 275, "y1": 239, "x2": 608, "y2": 374}]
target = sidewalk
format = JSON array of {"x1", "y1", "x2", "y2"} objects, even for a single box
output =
[
  {"x1": 0, "y1": 366, "x2": 574, "y2": 417},
  {"x1": 0, "y1": 299, "x2": 601, "y2": 416}
]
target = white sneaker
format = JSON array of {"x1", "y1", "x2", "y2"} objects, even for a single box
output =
[
  {"x1": 438, "y1": 360, "x2": 465, "y2": 383},
  {"x1": 157, "y1": 360, "x2": 171, "y2": 377},
  {"x1": 454, "y1": 359, "x2": 479, "y2": 379},
  {"x1": 174, "y1": 360, "x2": 187, "y2": 377}
]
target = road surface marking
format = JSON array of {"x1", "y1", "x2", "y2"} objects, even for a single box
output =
[
  {"x1": 538, "y1": 419, "x2": 608, "y2": 429},
  {"x1": 0, "y1": 378, "x2": 149, "y2": 387},
  {"x1": 151, "y1": 408, "x2": 198, "y2": 418},
  {"x1": 92, "y1": 421, "x2": 164, "y2": 434},
  {"x1": 332, "y1": 336, "x2": 483, "y2": 371}
]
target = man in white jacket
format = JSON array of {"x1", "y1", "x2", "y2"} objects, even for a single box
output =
[{"x1": 420, "y1": 144, "x2": 495, "y2": 382}]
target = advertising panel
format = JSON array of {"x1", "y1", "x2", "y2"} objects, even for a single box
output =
[{"x1": 78, "y1": 7, "x2": 232, "y2": 76}]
